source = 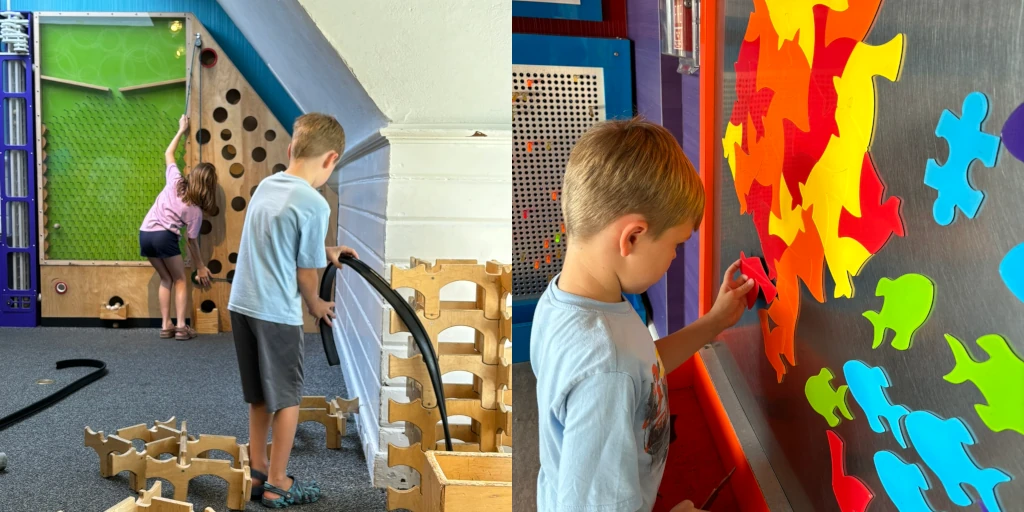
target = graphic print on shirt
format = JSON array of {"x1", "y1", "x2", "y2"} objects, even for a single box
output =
[{"x1": 642, "y1": 351, "x2": 671, "y2": 469}]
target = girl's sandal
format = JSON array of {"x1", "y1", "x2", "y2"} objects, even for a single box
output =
[
  {"x1": 261, "y1": 476, "x2": 321, "y2": 508},
  {"x1": 175, "y1": 325, "x2": 198, "y2": 341},
  {"x1": 159, "y1": 328, "x2": 175, "y2": 339}
]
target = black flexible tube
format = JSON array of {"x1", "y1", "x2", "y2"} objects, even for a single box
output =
[
  {"x1": 0, "y1": 359, "x2": 108, "y2": 432},
  {"x1": 318, "y1": 256, "x2": 452, "y2": 451}
]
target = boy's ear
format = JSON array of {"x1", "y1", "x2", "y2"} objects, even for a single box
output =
[
  {"x1": 321, "y1": 150, "x2": 340, "y2": 170},
  {"x1": 618, "y1": 215, "x2": 648, "y2": 257},
  {"x1": 286, "y1": 143, "x2": 292, "y2": 161}
]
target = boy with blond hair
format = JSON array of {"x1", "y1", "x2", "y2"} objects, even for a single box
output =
[
  {"x1": 228, "y1": 113, "x2": 358, "y2": 507},
  {"x1": 532, "y1": 118, "x2": 753, "y2": 512}
]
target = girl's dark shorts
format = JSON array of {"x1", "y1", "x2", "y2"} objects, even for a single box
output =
[{"x1": 139, "y1": 230, "x2": 181, "y2": 259}]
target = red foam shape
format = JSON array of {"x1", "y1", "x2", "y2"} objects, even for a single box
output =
[
  {"x1": 740, "y1": 251, "x2": 777, "y2": 306},
  {"x1": 827, "y1": 430, "x2": 874, "y2": 512},
  {"x1": 780, "y1": 7, "x2": 857, "y2": 208},
  {"x1": 729, "y1": 37, "x2": 775, "y2": 153},
  {"x1": 838, "y1": 154, "x2": 905, "y2": 254},
  {"x1": 745, "y1": 181, "x2": 789, "y2": 280}
]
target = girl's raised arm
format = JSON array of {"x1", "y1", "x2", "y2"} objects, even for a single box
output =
[{"x1": 165, "y1": 114, "x2": 189, "y2": 167}]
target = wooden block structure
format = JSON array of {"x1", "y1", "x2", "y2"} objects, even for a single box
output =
[
  {"x1": 422, "y1": 451, "x2": 512, "y2": 512},
  {"x1": 297, "y1": 396, "x2": 360, "y2": 449},
  {"x1": 194, "y1": 307, "x2": 220, "y2": 334},
  {"x1": 184, "y1": 15, "x2": 337, "y2": 334},
  {"x1": 86, "y1": 418, "x2": 251, "y2": 511},
  {"x1": 385, "y1": 259, "x2": 513, "y2": 512},
  {"x1": 105, "y1": 481, "x2": 216, "y2": 512}
]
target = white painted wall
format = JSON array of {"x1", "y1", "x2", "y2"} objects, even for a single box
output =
[
  {"x1": 298, "y1": 0, "x2": 511, "y2": 129},
  {"x1": 222, "y1": 0, "x2": 512, "y2": 488}
]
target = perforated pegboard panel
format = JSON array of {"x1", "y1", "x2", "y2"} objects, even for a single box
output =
[{"x1": 512, "y1": 64, "x2": 605, "y2": 296}]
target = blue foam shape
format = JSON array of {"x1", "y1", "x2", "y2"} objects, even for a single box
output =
[
  {"x1": 923, "y1": 91, "x2": 1002, "y2": 226},
  {"x1": 999, "y1": 242, "x2": 1024, "y2": 303},
  {"x1": 874, "y1": 450, "x2": 935, "y2": 512},
  {"x1": 904, "y1": 410, "x2": 1011, "y2": 512},
  {"x1": 843, "y1": 360, "x2": 910, "y2": 448}
]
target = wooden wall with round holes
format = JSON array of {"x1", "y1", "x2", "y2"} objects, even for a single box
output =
[{"x1": 184, "y1": 15, "x2": 337, "y2": 333}]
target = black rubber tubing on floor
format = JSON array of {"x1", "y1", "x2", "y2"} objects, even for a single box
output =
[
  {"x1": 318, "y1": 255, "x2": 453, "y2": 451},
  {"x1": 0, "y1": 359, "x2": 108, "y2": 432}
]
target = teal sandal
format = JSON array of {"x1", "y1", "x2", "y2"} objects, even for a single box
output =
[
  {"x1": 261, "y1": 476, "x2": 321, "y2": 508},
  {"x1": 250, "y1": 469, "x2": 268, "y2": 501}
]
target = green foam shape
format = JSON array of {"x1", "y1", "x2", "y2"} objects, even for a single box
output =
[
  {"x1": 805, "y1": 368, "x2": 854, "y2": 427},
  {"x1": 944, "y1": 333, "x2": 1024, "y2": 436},
  {"x1": 863, "y1": 273, "x2": 936, "y2": 351}
]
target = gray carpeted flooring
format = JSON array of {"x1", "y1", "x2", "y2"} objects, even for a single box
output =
[{"x1": 0, "y1": 327, "x2": 387, "y2": 512}]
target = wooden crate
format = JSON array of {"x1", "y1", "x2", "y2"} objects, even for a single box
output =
[
  {"x1": 99, "y1": 303, "x2": 128, "y2": 321},
  {"x1": 422, "y1": 451, "x2": 511, "y2": 512},
  {"x1": 195, "y1": 307, "x2": 220, "y2": 334}
]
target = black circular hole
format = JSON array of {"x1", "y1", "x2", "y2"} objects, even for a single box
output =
[
  {"x1": 200, "y1": 48, "x2": 218, "y2": 68},
  {"x1": 220, "y1": 129, "x2": 231, "y2": 141},
  {"x1": 195, "y1": 129, "x2": 210, "y2": 144},
  {"x1": 200, "y1": 300, "x2": 217, "y2": 313},
  {"x1": 272, "y1": 163, "x2": 286, "y2": 173},
  {"x1": 231, "y1": 196, "x2": 246, "y2": 211},
  {"x1": 226, "y1": 89, "x2": 240, "y2": 104},
  {"x1": 226, "y1": 270, "x2": 234, "y2": 283},
  {"x1": 213, "y1": 107, "x2": 228, "y2": 123},
  {"x1": 210, "y1": 205, "x2": 220, "y2": 217},
  {"x1": 222, "y1": 145, "x2": 236, "y2": 160},
  {"x1": 264, "y1": 130, "x2": 276, "y2": 141},
  {"x1": 252, "y1": 147, "x2": 266, "y2": 162},
  {"x1": 250, "y1": 185, "x2": 258, "y2": 196},
  {"x1": 229, "y1": 163, "x2": 244, "y2": 178},
  {"x1": 243, "y1": 116, "x2": 258, "y2": 131},
  {"x1": 229, "y1": 252, "x2": 237, "y2": 264},
  {"x1": 208, "y1": 260, "x2": 222, "y2": 274},
  {"x1": 200, "y1": 220, "x2": 212, "y2": 235},
  {"x1": 108, "y1": 296, "x2": 124, "y2": 307}
]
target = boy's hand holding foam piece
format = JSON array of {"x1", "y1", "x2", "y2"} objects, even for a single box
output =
[{"x1": 709, "y1": 259, "x2": 756, "y2": 332}]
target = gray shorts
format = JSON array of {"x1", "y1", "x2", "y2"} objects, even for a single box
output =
[{"x1": 230, "y1": 311, "x2": 305, "y2": 412}]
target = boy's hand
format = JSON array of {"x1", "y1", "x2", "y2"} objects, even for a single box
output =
[
  {"x1": 708, "y1": 259, "x2": 755, "y2": 332},
  {"x1": 670, "y1": 500, "x2": 707, "y2": 512},
  {"x1": 327, "y1": 245, "x2": 359, "y2": 268},
  {"x1": 178, "y1": 114, "x2": 189, "y2": 134},
  {"x1": 309, "y1": 299, "x2": 336, "y2": 326}
]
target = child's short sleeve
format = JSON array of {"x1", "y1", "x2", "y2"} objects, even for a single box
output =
[
  {"x1": 166, "y1": 164, "x2": 181, "y2": 187},
  {"x1": 554, "y1": 372, "x2": 644, "y2": 511},
  {"x1": 297, "y1": 202, "x2": 329, "y2": 269},
  {"x1": 184, "y1": 205, "x2": 202, "y2": 240}
]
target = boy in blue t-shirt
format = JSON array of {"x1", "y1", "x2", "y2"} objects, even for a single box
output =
[
  {"x1": 228, "y1": 113, "x2": 358, "y2": 508},
  {"x1": 532, "y1": 118, "x2": 753, "y2": 512}
]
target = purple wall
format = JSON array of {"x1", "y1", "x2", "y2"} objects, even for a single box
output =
[{"x1": 628, "y1": 0, "x2": 701, "y2": 336}]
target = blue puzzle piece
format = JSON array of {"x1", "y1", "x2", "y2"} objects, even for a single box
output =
[
  {"x1": 904, "y1": 410, "x2": 1011, "y2": 512},
  {"x1": 874, "y1": 450, "x2": 935, "y2": 512},
  {"x1": 843, "y1": 360, "x2": 909, "y2": 448},
  {"x1": 923, "y1": 91, "x2": 1002, "y2": 226},
  {"x1": 999, "y1": 242, "x2": 1024, "y2": 303}
]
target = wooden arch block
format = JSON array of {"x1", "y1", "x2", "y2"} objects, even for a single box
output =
[{"x1": 391, "y1": 259, "x2": 506, "y2": 320}]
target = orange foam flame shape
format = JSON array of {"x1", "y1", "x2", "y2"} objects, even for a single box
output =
[{"x1": 723, "y1": 0, "x2": 906, "y2": 382}]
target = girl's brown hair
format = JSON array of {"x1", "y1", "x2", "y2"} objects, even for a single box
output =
[{"x1": 177, "y1": 162, "x2": 218, "y2": 215}]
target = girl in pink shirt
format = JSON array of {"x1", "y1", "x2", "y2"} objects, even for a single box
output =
[{"x1": 139, "y1": 115, "x2": 218, "y2": 340}]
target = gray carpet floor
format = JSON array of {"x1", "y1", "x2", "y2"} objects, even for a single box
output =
[{"x1": 0, "y1": 327, "x2": 387, "y2": 512}]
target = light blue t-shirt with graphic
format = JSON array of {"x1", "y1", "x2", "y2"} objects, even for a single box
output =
[
  {"x1": 228, "y1": 172, "x2": 329, "y2": 326},
  {"x1": 532, "y1": 276, "x2": 671, "y2": 512}
]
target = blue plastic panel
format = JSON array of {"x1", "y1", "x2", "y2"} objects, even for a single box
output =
[{"x1": 512, "y1": 0, "x2": 603, "y2": 21}]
